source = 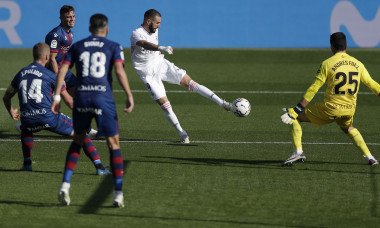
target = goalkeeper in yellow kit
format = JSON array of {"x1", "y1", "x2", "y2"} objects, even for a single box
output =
[{"x1": 281, "y1": 32, "x2": 380, "y2": 166}]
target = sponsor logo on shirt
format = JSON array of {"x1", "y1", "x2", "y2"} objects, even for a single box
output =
[
  {"x1": 21, "y1": 108, "x2": 47, "y2": 117},
  {"x1": 27, "y1": 124, "x2": 50, "y2": 132},
  {"x1": 76, "y1": 107, "x2": 103, "y2": 115},
  {"x1": 78, "y1": 85, "x2": 107, "y2": 92}
]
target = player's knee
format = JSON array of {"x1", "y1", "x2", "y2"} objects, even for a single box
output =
[{"x1": 180, "y1": 74, "x2": 191, "y2": 88}]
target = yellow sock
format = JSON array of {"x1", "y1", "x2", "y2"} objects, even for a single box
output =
[
  {"x1": 348, "y1": 128, "x2": 372, "y2": 158},
  {"x1": 291, "y1": 120, "x2": 303, "y2": 152}
]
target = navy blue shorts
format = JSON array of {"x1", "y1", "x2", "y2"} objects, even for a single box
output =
[
  {"x1": 21, "y1": 113, "x2": 73, "y2": 136},
  {"x1": 73, "y1": 96, "x2": 118, "y2": 137}
]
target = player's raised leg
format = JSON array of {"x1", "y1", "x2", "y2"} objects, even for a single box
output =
[{"x1": 181, "y1": 75, "x2": 232, "y2": 111}]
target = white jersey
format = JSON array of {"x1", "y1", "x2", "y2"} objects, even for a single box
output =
[{"x1": 130, "y1": 26, "x2": 164, "y2": 75}]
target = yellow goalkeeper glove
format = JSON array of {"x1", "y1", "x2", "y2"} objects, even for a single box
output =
[{"x1": 281, "y1": 103, "x2": 304, "y2": 125}]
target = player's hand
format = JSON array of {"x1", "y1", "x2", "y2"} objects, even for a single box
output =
[
  {"x1": 281, "y1": 108, "x2": 298, "y2": 125},
  {"x1": 51, "y1": 100, "x2": 61, "y2": 115},
  {"x1": 9, "y1": 107, "x2": 20, "y2": 120},
  {"x1": 158, "y1": 46, "x2": 173, "y2": 55},
  {"x1": 124, "y1": 96, "x2": 134, "y2": 114}
]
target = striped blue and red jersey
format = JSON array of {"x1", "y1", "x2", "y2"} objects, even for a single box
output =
[
  {"x1": 45, "y1": 24, "x2": 74, "y2": 68},
  {"x1": 63, "y1": 35, "x2": 125, "y2": 100}
]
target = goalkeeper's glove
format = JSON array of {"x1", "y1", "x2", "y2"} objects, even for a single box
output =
[
  {"x1": 281, "y1": 103, "x2": 305, "y2": 125},
  {"x1": 158, "y1": 46, "x2": 173, "y2": 55}
]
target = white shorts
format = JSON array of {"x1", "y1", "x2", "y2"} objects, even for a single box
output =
[{"x1": 139, "y1": 58, "x2": 186, "y2": 100}]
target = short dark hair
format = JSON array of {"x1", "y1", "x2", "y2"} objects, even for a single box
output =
[
  {"x1": 60, "y1": 5, "x2": 74, "y2": 16},
  {"x1": 89, "y1": 14, "x2": 108, "y2": 33},
  {"x1": 33, "y1": 42, "x2": 50, "y2": 61},
  {"x1": 144, "y1": 9, "x2": 161, "y2": 20},
  {"x1": 330, "y1": 32, "x2": 347, "y2": 51}
]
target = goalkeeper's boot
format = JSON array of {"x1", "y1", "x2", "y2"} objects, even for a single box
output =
[
  {"x1": 113, "y1": 191, "x2": 124, "y2": 208},
  {"x1": 222, "y1": 100, "x2": 232, "y2": 112},
  {"x1": 58, "y1": 182, "x2": 71, "y2": 206},
  {"x1": 180, "y1": 130, "x2": 190, "y2": 144},
  {"x1": 15, "y1": 122, "x2": 22, "y2": 133},
  {"x1": 366, "y1": 156, "x2": 379, "y2": 166},
  {"x1": 281, "y1": 151, "x2": 306, "y2": 167}
]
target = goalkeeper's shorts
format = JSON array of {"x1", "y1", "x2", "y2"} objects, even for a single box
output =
[{"x1": 305, "y1": 102, "x2": 356, "y2": 129}]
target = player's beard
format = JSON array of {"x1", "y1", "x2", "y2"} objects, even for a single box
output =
[{"x1": 149, "y1": 24, "x2": 156, "y2": 33}]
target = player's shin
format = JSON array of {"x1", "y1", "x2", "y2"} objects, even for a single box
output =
[
  {"x1": 188, "y1": 80, "x2": 224, "y2": 106},
  {"x1": 161, "y1": 102, "x2": 184, "y2": 135},
  {"x1": 21, "y1": 131, "x2": 34, "y2": 165},
  {"x1": 110, "y1": 149, "x2": 123, "y2": 191},
  {"x1": 347, "y1": 128, "x2": 372, "y2": 158},
  {"x1": 291, "y1": 120, "x2": 303, "y2": 152},
  {"x1": 62, "y1": 142, "x2": 81, "y2": 183}
]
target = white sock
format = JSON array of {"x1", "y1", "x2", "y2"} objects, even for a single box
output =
[
  {"x1": 161, "y1": 102, "x2": 183, "y2": 135},
  {"x1": 188, "y1": 80, "x2": 224, "y2": 106},
  {"x1": 60, "y1": 182, "x2": 70, "y2": 191}
]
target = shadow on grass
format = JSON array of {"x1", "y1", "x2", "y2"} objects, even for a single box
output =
[
  {"x1": 78, "y1": 160, "x2": 129, "y2": 214},
  {"x1": 137, "y1": 156, "x2": 380, "y2": 175},
  {"x1": 0, "y1": 200, "x2": 57, "y2": 207},
  {"x1": 95, "y1": 212, "x2": 321, "y2": 228}
]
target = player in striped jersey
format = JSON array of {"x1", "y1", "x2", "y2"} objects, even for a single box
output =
[
  {"x1": 281, "y1": 32, "x2": 380, "y2": 166},
  {"x1": 2, "y1": 42, "x2": 110, "y2": 175},
  {"x1": 45, "y1": 5, "x2": 77, "y2": 95},
  {"x1": 52, "y1": 14, "x2": 134, "y2": 208}
]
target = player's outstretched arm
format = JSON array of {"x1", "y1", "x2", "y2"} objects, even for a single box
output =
[
  {"x1": 114, "y1": 62, "x2": 134, "y2": 114},
  {"x1": 281, "y1": 98, "x2": 309, "y2": 124},
  {"x1": 136, "y1": 40, "x2": 173, "y2": 55},
  {"x1": 52, "y1": 63, "x2": 69, "y2": 114},
  {"x1": 2, "y1": 86, "x2": 19, "y2": 120}
]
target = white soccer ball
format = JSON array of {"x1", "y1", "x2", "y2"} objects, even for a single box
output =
[{"x1": 232, "y1": 98, "x2": 251, "y2": 117}]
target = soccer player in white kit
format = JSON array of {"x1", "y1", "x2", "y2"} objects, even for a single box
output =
[{"x1": 130, "y1": 9, "x2": 232, "y2": 143}]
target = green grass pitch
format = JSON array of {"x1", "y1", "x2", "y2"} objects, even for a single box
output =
[{"x1": 1, "y1": 48, "x2": 380, "y2": 227}]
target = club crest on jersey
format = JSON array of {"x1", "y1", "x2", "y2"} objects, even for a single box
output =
[
  {"x1": 54, "y1": 33, "x2": 58, "y2": 38},
  {"x1": 51, "y1": 40, "x2": 58, "y2": 48}
]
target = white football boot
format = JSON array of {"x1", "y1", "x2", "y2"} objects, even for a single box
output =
[
  {"x1": 58, "y1": 182, "x2": 71, "y2": 206},
  {"x1": 366, "y1": 156, "x2": 379, "y2": 166},
  {"x1": 281, "y1": 151, "x2": 306, "y2": 167},
  {"x1": 180, "y1": 130, "x2": 190, "y2": 144},
  {"x1": 88, "y1": 128, "x2": 98, "y2": 139},
  {"x1": 113, "y1": 191, "x2": 124, "y2": 208},
  {"x1": 222, "y1": 100, "x2": 232, "y2": 112}
]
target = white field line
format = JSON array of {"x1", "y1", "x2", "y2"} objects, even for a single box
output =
[
  {"x1": 0, "y1": 88, "x2": 375, "y2": 95},
  {"x1": 1, "y1": 138, "x2": 380, "y2": 146}
]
